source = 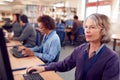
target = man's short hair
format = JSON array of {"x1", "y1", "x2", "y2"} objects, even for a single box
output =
[
  {"x1": 74, "y1": 15, "x2": 78, "y2": 19},
  {"x1": 20, "y1": 14, "x2": 28, "y2": 23}
]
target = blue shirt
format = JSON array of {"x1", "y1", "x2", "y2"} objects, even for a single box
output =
[
  {"x1": 56, "y1": 22, "x2": 65, "y2": 31},
  {"x1": 30, "y1": 30, "x2": 61, "y2": 63}
]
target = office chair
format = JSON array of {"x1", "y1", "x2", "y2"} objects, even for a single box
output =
[
  {"x1": 34, "y1": 23, "x2": 41, "y2": 46},
  {"x1": 56, "y1": 30, "x2": 66, "y2": 47},
  {"x1": 76, "y1": 27, "x2": 86, "y2": 45},
  {"x1": 56, "y1": 22, "x2": 66, "y2": 47},
  {"x1": 36, "y1": 31, "x2": 41, "y2": 46}
]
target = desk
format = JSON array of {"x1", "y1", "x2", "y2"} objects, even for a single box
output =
[
  {"x1": 7, "y1": 41, "x2": 63, "y2": 80},
  {"x1": 7, "y1": 40, "x2": 22, "y2": 47},
  {"x1": 13, "y1": 70, "x2": 63, "y2": 80},
  {"x1": 0, "y1": 21, "x2": 4, "y2": 27},
  {"x1": 65, "y1": 28, "x2": 71, "y2": 33},
  {"x1": 111, "y1": 34, "x2": 120, "y2": 51}
]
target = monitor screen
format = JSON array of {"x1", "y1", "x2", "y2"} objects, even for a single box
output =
[{"x1": 0, "y1": 28, "x2": 14, "y2": 80}]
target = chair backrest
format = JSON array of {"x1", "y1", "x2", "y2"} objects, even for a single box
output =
[
  {"x1": 34, "y1": 23, "x2": 41, "y2": 46},
  {"x1": 36, "y1": 31, "x2": 41, "y2": 46},
  {"x1": 77, "y1": 27, "x2": 86, "y2": 44},
  {"x1": 56, "y1": 31, "x2": 65, "y2": 43},
  {"x1": 78, "y1": 27, "x2": 84, "y2": 35}
]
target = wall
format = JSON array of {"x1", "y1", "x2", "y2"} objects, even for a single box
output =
[
  {"x1": 0, "y1": 5, "x2": 12, "y2": 11},
  {"x1": 110, "y1": 0, "x2": 120, "y2": 34},
  {"x1": 64, "y1": 0, "x2": 84, "y2": 20}
]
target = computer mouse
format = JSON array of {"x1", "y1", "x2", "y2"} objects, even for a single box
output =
[{"x1": 27, "y1": 69, "x2": 37, "y2": 74}]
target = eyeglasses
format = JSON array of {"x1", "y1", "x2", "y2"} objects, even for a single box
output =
[
  {"x1": 38, "y1": 26, "x2": 45, "y2": 30},
  {"x1": 84, "y1": 25, "x2": 102, "y2": 30},
  {"x1": 38, "y1": 23, "x2": 45, "y2": 30}
]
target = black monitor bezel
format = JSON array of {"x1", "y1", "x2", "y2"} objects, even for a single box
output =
[{"x1": 0, "y1": 28, "x2": 14, "y2": 80}]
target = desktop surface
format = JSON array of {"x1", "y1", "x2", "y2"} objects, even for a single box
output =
[
  {"x1": 13, "y1": 70, "x2": 63, "y2": 80},
  {"x1": 7, "y1": 40, "x2": 63, "y2": 80}
]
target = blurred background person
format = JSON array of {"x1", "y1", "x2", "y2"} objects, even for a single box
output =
[
  {"x1": 72, "y1": 15, "x2": 83, "y2": 44},
  {"x1": 11, "y1": 13, "x2": 22, "y2": 37},
  {"x1": 55, "y1": 17, "x2": 65, "y2": 46},
  {"x1": 67, "y1": 15, "x2": 83, "y2": 45}
]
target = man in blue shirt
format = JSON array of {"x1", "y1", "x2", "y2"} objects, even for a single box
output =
[{"x1": 22, "y1": 15, "x2": 61, "y2": 63}]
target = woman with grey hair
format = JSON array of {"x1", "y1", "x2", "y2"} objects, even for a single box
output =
[{"x1": 26, "y1": 13, "x2": 120, "y2": 80}]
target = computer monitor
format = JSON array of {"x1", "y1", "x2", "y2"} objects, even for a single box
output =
[{"x1": 0, "y1": 28, "x2": 14, "y2": 80}]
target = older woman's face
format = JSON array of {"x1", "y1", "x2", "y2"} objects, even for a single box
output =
[
  {"x1": 84, "y1": 18, "x2": 102, "y2": 43},
  {"x1": 37, "y1": 22, "x2": 48, "y2": 35}
]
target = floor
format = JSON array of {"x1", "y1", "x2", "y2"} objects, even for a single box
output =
[
  {"x1": 56, "y1": 41, "x2": 120, "y2": 80},
  {"x1": 57, "y1": 44, "x2": 75, "y2": 80}
]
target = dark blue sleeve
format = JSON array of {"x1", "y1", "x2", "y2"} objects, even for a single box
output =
[
  {"x1": 102, "y1": 54, "x2": 120, "y2": 80},
  {"x1": 45, "y1": 48, "x2": 79, "y2": 72}
]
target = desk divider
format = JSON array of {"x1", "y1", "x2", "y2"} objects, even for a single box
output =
[{"x1": 12, "y1": 64, "x2": 47, "y2": 71}]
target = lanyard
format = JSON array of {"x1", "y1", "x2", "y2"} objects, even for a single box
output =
[{"x1": 81, "y1": 45, "x2": 106, "y2": 80}]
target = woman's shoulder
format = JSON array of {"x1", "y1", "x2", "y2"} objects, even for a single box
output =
[
  {"x1": 47, "y1": 31, "x2": 60, "y2": 41},
  {"x1": 76, "y1": 43, "x2": 88, "y2": 48},
  {"x1": 104, "y1": 46, "x2": 119, "y2": 59},
  {"x1": 74, "y1": 43, "x2": 88, "y2": 52}
]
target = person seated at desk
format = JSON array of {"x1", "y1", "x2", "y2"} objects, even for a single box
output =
[
  {"x1": 67, "y1": 15, "x2": 83, "y2": 45},
  {"x1": 55, "y1": 17, "x2": 65, "y2": 46},
  {"x1": 9, "y1": 14, "x2": 36, "y2": 48},
  {"x1": 21, "y1": 15, "x2": 61, "y2": 63},
  {"x1": 26, "y1": 13, "x2": 120, "y2": 80},
  {"x1": 55, "y1": 17, "x2": 65, "y2": 32},
  {"x1": 11, "y1": 13, "x2": 22, "y2": 37}
]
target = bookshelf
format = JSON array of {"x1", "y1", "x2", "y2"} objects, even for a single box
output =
[{"x1": 24, "y1": 5, "x2": 41, "y2": 25}]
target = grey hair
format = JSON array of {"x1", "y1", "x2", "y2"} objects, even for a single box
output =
[{"x1": 84, "y1": 13, "x2": 111, "y2": 43}]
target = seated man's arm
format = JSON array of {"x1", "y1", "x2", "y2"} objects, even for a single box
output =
[{"x1": 13, "y1": 26, "x2": 32, "y2": 41}]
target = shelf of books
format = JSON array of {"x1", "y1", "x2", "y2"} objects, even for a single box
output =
[{"x1": 24, "y1": 5, "x2": 41, "y2": 26}]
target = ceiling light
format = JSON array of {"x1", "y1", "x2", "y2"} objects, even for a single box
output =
[
  {"x1": 0, "y1": 2, "x2": 7, "y2": 5},
  {"x1": 54, "y1": 2, "x2": 64, "y2": 7},
  {"x1": 4, "y1": 0, "x2": 14, "y2": 2}
]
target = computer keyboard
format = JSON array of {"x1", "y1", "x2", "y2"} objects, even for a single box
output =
[
  {"x1": 23, "y1": 73, "x2": 44, "y2": 80},
  {"x1": 10, "y1": 46, "x2": 25, "y2": 58}
]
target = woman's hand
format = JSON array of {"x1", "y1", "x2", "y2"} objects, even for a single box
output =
[
  {"x1": 26, "y1": 66, "x2": 45, "y2": 73},
  {"x1": 22, "y1": 48, "x2": 34, "y2": 56},
  {"x1": 18, "y1": 46, "x2": 26, "y2": 51}
]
